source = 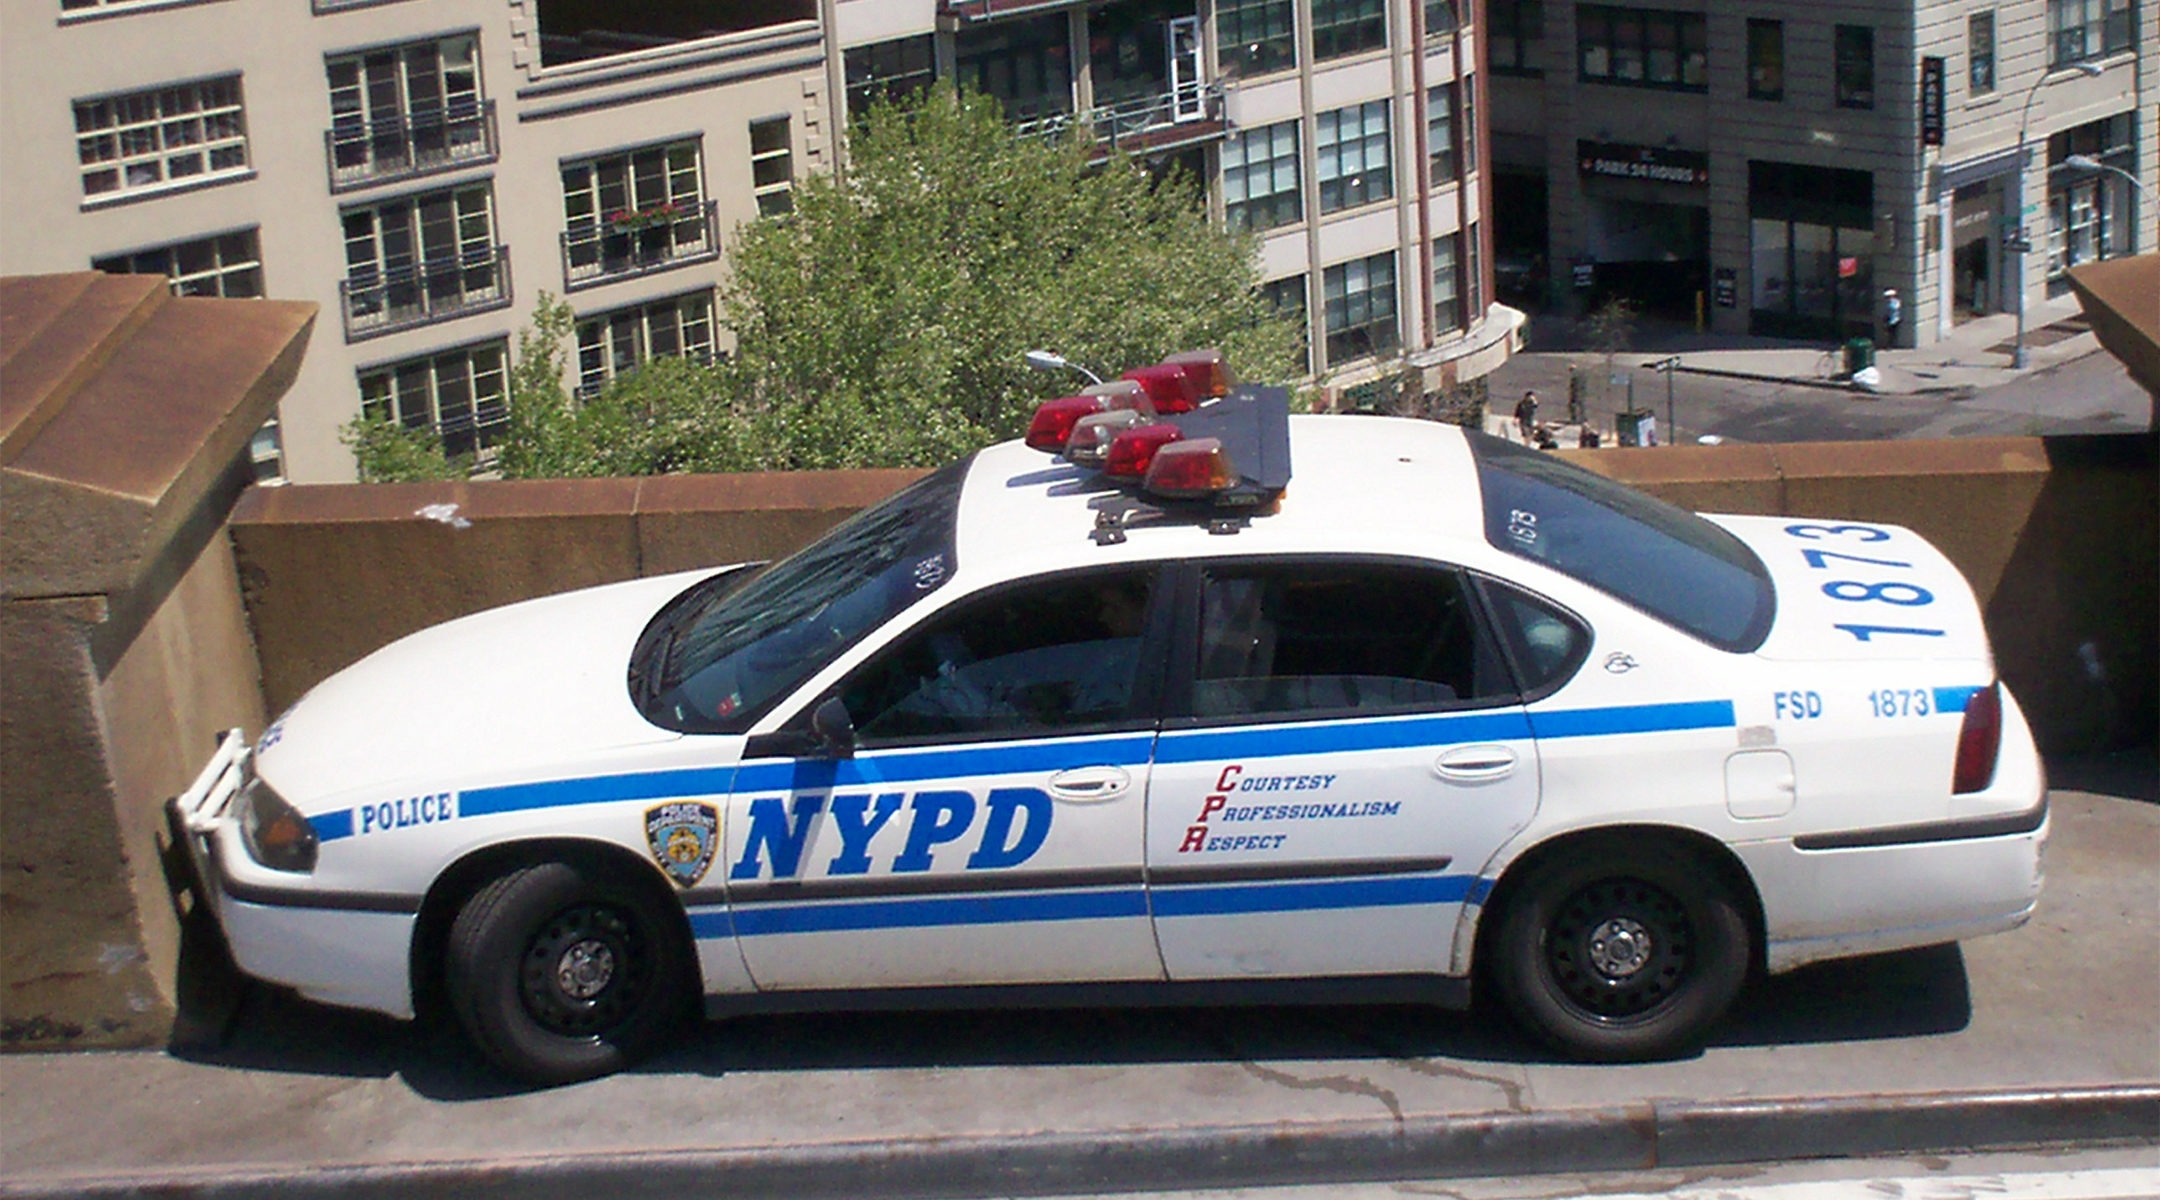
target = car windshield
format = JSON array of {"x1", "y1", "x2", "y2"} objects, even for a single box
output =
[
  {"x1": 1469, "y1": 433, "x2": 1774, "y2": 652},
  {"x1": 637, "y1": 458, "x2": 970, "y2": 732}
]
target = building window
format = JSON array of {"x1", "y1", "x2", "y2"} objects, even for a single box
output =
[
  {"x1": 326, "y1": 35, "x2": 493, "y2": 192},
  {"x1": 1834, "y1": 25, "x2": 1875, "y2": 109},
  {"x1": 1427, "y1": 84, "x2": 1458, "y2": 184},
  {"x1": 93, "y1": 228, "x2": 262, "y2": 298},
  {"x1": 1489, "y1": 0, "x2": 1543, "y2": 75},
  {"x1": 1218, "y1": 0, "x2": 1296, "y2": 76},
  {"x1": 1316, "y1": 100, "x2": 1393, "y2": 214},
  {"x1": 1260, "y1": 273, "x2": 1309, "y2": 372},
  {"x1": 540, "y1": 0, "x2": 812, "y2": 68},
  {"x1": 750, "y1": 117, "x2": 794, "y2": 217},
  {"x1": 1312, "y1": 0, "x2": 1387, "y2": 62},
  {"x1": 2047, "y1": 114, "x2": 2138, "y2": 282},
  {"x1": 1747, "y1": 20, "x2": 1784, "y2": 101},
  {"x1": 1747, "y1": 160, "x2": 1875, "y2": 341},
  {"x1": 1968, "y1": 12, "x2": 1996, "y2": 94},
  {"x1": 1426, "y1": 0, "x2": 1457, "y2": 37},
  {"x1": 1223, "y1": 120, "x2": 1302, "y2": 231},
  {"x1": 2049, "y1": 0, "x2": 2135, "y2": 65},
  {"x1": 845, "y1": 35, "x2": 935, "y2": 122},
  {"x1": 1323, "y1": 252, "x2": 1398, "y2": 366},
  {"x1": 575, "y1": 292, "x2": 716, "y2": 396},
  {"x1": 561, "y1": 141, "x2": 715, "y2": 289},
  {"x1": 340, "y1": 184, "x2": 508, "y2": 339},
  {"x1": 359, "y1": 340, "x2": 509, "y2": 460},
  {"x1": 74, "y1": 76, "x2": 248, "y2": 201},
  {"x1": 1433, "y1": 233, "x2": 1463, "y2": 331},
  {"x1": 1577, "y1": 6, "x2": 1706, "y2": 92},
  {"x1": 955, "y1": 13, "x2": 1073, "y2": 126}
]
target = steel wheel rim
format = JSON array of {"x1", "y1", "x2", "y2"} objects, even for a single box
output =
[
  {"x1": 1543, "y1": 877, "x2": 1693, "y2": 1022},
  {"x1": 519, "y1": 902, "x2": 648, "y2": 1038}
]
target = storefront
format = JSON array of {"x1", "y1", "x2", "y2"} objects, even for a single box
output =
[
  {"x1": 2046, "y1": 113, "x2": 2139, "y2": 295},
  {"x1": 1576, "y1": 141, "x2": 1709, "y2": 317},
  {"x1": 1747, "y1": 160, "x2": 1874, "y2": 342},
  {"x1": 1951, "y1": 180, "x2": 2000, "y2": 321}
]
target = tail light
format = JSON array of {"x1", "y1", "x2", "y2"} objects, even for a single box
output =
[
  {"x1": 1122, "y1": 364, "x2": 1202, "y2": 414},
  {"x1": 1952, "y1": 682, "x2": 2003, "y2": 794},
  {"x1": 1144, "y1": 437, "x2": 1238, "y2": 497},
  {"x1": 1024, "y1": 382, "x2": 1153, "y2": 454},
  {"x1": 1105, "y1": 423, "x2": 1184, "y2": 478}
]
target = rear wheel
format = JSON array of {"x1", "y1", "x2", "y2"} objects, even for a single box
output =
[
  {"x1": 1489, "y1": 842, "x2": 1748, "y2": 1061},
  {"x1": 445, "y1": 860, "x2": 689, "y2": 1085}
]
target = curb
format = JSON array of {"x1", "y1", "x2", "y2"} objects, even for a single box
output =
[
  {"x1": 5, "y1": 1083, "x2": 2154, "y2": 1200},
  {"x1": 1666, "y1": 363, "x2": 1973, "y2": 397}
]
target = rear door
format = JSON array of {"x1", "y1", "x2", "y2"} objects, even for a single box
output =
[
  {"x1": 1145, "y1": 557, "x2": 1541, "y2": 980},
  {"x1": 722, "y1": 566, "x2": 1173, "y2": 991}
]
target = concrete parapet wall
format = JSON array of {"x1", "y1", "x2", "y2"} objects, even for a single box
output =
[{"x1": 230, "y1": 434, "x2": 2155, "y2": 755}]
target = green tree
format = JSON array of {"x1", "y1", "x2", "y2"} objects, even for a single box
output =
[
  {"x1": 339, "y1": 414, "x2": 471, "y2": 482},
  {"x1": 716, "y1": 85, "x2": 1300, "y2": 469}
]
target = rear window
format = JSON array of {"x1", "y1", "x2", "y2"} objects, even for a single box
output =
[{"x1": 1469, "y1": 434, "x2": 1774, "y2": 652}]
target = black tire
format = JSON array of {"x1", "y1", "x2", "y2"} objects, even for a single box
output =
[
  {"x1": 1489, "y1": 842, "x2": 1748, "y2": 1062},
  {"x1": 445, "y1": 860, "x2": 690, "y2": 1085}
]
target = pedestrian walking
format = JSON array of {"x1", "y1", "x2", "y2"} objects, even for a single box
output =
[{"x1": 1514, "y1": 390, "x2": 1539, "y2": 440}]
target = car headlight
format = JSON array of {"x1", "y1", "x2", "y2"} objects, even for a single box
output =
[{"x1": 239, "y1": 770, "x2": 317, "y2": 873}]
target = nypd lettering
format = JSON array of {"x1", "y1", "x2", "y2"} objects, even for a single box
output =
[
  {"x1": 729, "y1": 787, "x2": 1054, "y2": 880},
  {"x1": 647, "y1": 801, "x2": 720, "y2": 888},
  {"x1": 358, "y1": 792, "x2": 456, "y2": 835}
]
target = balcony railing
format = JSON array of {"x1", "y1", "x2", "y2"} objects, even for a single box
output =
[
  {"x1": 1013, "y1": 81, "x2": 1227, "y2": 159},
  {"x1": 559, "y1": 199, "x2": 720, "y2": 291},
  {"x1": 325, "y1": 101, "x2": 498, "y2": 194},
  {"x1": 340, "y1": 246, "x2": 511, "y2": 341}
]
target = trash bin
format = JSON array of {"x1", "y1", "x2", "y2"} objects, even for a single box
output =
[
  {"x1": 1616, "y1": 409, "x2": 1648, "y2": 447},
  {"x1": 1843, "y1": 337, "x2": 1875, "y2": 375}
]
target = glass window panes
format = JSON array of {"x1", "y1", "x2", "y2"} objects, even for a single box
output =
[
  {"x1": 1835, "y1": 25, "x2": 1875, "y2": 109},
  {"x1": 1576, "y1": 6, "x2": 1704, "y2": 92},
  {"x1": 1433, "y1": 233, "x2": 1462, "y2": 330},
  {"x1": 1312, "y1": 0, "x2": 1386, "y2": 61},
  {"x1": 1489, "y1": 0, "x2": 1544, "y2": 75},
  {"x1": 325, "y1": 35, "x2": 486, "y2": 188},
  {"x1": 845, "y1": 35, "x2": 935, "y2": 121},
  {"x1": 1316, "y1": 100, "x2": 1393, "y2": 214},
  {"x1": 1322, "y1": 251, "x2": 1398, "y2": 366},
  {"x1": 75, "y1": 76, "x2": 249, "y2": 199},
  {"x1": 341, "y1": 185, "x2": 504, "y2": 335},
  {"x1": 1217, "y1": 0, "x2": 1296, "y2": 76},
  {"x1": 1223, "y1": 119, "x2": 1301, "y2": 231},
  {"x1": 357, "y1": 339, "x2": 508, "y2": 459},
  {"x1": 1426, "y1": 0, "x2": 1457, "y2": 36},
  {"x1": 1968, "y1": 12, "x2": 1995, "y2": 94},
  {"x1": 1427, "y1": 83, "x2": 1457, "y2": 184},
  {"x1": 1747, "y1": 20, "x2": 1783, "y2": 100},
  {"x1": 750, "y1": 117, "x2": 793, "y2": 216},
  {"x1": 575, "y1": 292, "x2": 716, "y2": 395},
  {"x1": 2049, "y1": 0, "x2": 2135, "y2": 65},
  {"x1": 94, "y1": 228, "x2": 262, "y2": 298}
]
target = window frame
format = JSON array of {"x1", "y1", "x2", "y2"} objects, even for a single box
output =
[
  {"x1": 356, "y1": 337, "x2": 510, "y2": 461},
  {"x1": 2048, "y1": 0, "x2": 2135, "y2": 66},
  {"x1": 1968, "y1": 11, "x2": 1996, "y2": 95},
  {"x1": 1315, "y1": 99, "x2": 1394, "y2": 215},
  {"x1": 1322, "y1": 251, "x2": 1400, "y2": 366},
  {"x1": 1747, "y1": 19, "x2": 1784, "y2": 101},
  {"x1": 74, "y1": 74, "x2": 251, "y2": 203},
  {"x1": 573, "y1": 290, "x2": 717, "y2": 396},
  {"x1": 93, "y1": 227, "x2": 263, "y2": 298},
  {"x1": 1311, "y1": 0, "x2": 1388, "y2": 61},
  {"x1": 1426, "y1": 82, "x2": 1458, "y2": 185},
  {"x1": 1488, "y1": 0, "x2": 1544, "y2": 76},
  {"x1": 1834, "y1": 24, "x2": 1876, "y2": 110},
  {"x1": 749, "y1": 116, "x2": 794, "y2": 217},
  {"x1": 1576, "y1": 5, "x2": 1705, "y2": 93},
  {"x1": 1217, "y1": 0, "x2": 1298, "y2": 76},
  {"x1": 1223, "y1": 118, "x2": 1303, "y2": 231}
]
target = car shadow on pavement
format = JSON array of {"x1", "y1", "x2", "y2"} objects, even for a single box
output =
[{"x1": 172, "y1": 942, "x2": 1971, "y2": 1098}]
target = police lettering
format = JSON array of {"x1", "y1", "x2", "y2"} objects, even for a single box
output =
[
  {"x1": 729, "y1": 787, "x2": 1054, "y2": 880},
  {"x1": 359, "y1": 791, "x2": 456, "y2": 835}
]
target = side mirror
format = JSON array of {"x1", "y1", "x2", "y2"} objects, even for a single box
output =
[{"x1": 810, "y1": 697, "x2": 856, "y2": 759}]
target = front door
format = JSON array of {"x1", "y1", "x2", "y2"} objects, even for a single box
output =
[
  {"x1": 724, "y1": 567, "x2": 1171, "y2": 991},
  {"x1": 1146, "y1": 558, "x2": 1541, "y2": 980},
  {"x1": 1169, "y1": 17, "x2": 1204, "y2": 119}
]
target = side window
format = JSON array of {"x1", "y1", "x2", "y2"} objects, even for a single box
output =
[
  {"x1": 1480, "y1": 579, "x2": 1590, "y2": 695},
  {"x1": 1190, "y1": 562, "x2": 1510, "y2": 720},
  {"x1": 842, "y1": 570, "x2": 1158, "y2": 743}
]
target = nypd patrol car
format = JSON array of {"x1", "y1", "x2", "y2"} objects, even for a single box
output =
[{"x1": 170, "y1": 352, "x2": 2046, "y2": 1085}]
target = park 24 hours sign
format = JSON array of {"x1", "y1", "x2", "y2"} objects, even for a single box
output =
[{"x1": 1577, "y1": 140, "x2": 1709, "y2": 187}]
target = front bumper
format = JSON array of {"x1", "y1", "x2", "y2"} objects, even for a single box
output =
[{"x1": 167, "y1": 731, "x2": 417, "y2": 1019}]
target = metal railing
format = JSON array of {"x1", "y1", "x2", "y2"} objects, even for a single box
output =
[
  {"x1": 559, "y1": 199, "x2": 720, "y2": 291},
  {"x1": 340, "y1": 246, "x2": 511, "y2": 341},
  {"x1": 325, "y1": 101, "x2": 498, "y2": 193},
  {"x1": 1012, "y1": 80, "x2": 1226, "y2": 154}
]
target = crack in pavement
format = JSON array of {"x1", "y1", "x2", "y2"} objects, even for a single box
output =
[{"x1": 1231, "y1": 1057, "x2": 1407, "y2": 1128}]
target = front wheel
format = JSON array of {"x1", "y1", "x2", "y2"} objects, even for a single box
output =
[
  {"x1": 445, "y1": 860, "x2": 690, "y2": 1085},
  {"x1": 1489, "y1": 842, "x2": 1749, "y2": 1062}
]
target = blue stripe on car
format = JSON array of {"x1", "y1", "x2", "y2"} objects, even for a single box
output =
[{"x1": 1932, "y1": 686, "x2": 1981, "y2": 714}]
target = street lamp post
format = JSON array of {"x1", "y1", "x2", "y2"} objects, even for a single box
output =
[{"x1": 2010, "y1": 61, "x2": 2106, "y2": 369}]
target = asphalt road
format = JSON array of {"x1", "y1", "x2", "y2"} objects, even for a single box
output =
[
  {"x1": 1484, "y1": 347, "x2": 2152, "y2": 445},
  {"x1": 2, "y1": 754, "x2": 2153, "y2": 1199}
]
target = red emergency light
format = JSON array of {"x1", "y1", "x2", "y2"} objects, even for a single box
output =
[
  {"x1": 1023, "y1": 380, "x2": 1153, "y2": 453},
  {"x1": 1103, "y1": 423, "x2": 1184, "y2": 478}
]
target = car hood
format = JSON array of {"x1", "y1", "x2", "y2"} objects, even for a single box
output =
[
  {"x1": 253, "y1": 569, "x2": 725, "y2": 809},
  {"x1": 1705, "y1": 514, "x2": 1993, "y2": 665}
]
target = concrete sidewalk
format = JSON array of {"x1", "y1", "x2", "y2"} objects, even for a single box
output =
[
  {"x1": 3, "y1": 761, "x2": 2155, "y2": 1200},
  {"x1": 1639, "y1": 293, "x2": 2103, "y2": 398}
]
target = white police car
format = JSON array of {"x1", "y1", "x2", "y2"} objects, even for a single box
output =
[{"x1": 171, "y1": 353, "x2": 2046, "y2": 1084}]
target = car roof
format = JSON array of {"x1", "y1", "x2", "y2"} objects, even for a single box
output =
[{"x1": 953, "y1": 414, "x2": 1490, "y2": 579}]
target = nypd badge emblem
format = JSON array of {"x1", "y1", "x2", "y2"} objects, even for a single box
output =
[{"x1": 645, "y1": 801, "x2": 720, "y2": 888}]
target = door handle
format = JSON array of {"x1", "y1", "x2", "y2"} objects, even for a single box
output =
[
  {"x1": 1048, "y1": 765, "x2": 1131, "y2": 802},
  {"x1": 1434, "y1": 745, "x2": 1517, "y2": 782}
]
